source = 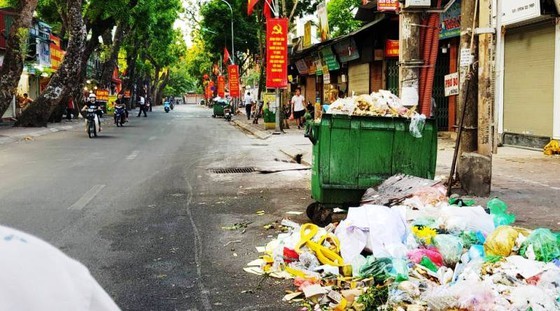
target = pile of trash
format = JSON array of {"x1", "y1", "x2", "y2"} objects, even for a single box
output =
[
  {"x1": 244, "y1": 180, "x2": 560, "y2": 310},
  {"x1": 326, "y1": 90, "x2": 417, "y2": 118}
]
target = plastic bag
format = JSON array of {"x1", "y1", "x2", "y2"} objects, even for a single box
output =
[
  {"x1": 409, "y1": 114, "x2": 426, "y2": 138},
  {"x1": 412, "y1": 226, "x2": 437, "y2": 246},
  {"x1": 468, "y1": 245, "x2": 486, "y2": 261},
  {"x1": 408, "y1": 248, "x2": 444, "y2": 267},
  {"x1": 459, "y1": 231, "x2": 486, "y2": 249},
  {"x1": 420, "y1": 256, "x2": 439, "y2": 272},
  {"x1": 433, "y1": 234, "x2": 464, "y2": 267},
  {"x1": 483, "y1": 226, "x2": 531, "y2": 257},
  {"x1": 336, "y1": 205, "x2": 409, "y2": 259},
  {"x1": 390, "y1": 258, "x2": 409, "y2": 281},
  {"x1": 520, "y1": 228, "x2": 560, "y2": 262},
  {"x1": 359, "y1": 257, "x2": 393, "y2": 283},
  {"x1": 487, "y1": 198, "x2": 516, "y2": 226},
  {"x1": 439, "y1": 205, "x2": 495, "y2": 235}
]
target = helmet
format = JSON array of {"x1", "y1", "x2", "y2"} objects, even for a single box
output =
[{"x1": 89, "y1": 93, "x2": 96, "y2": 98}]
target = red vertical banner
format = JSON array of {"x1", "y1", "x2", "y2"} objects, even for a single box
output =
[
  {"x1": 217, "y1": 76, "x2": 225, "y2": 97},
  {"x1": 266, "y1": 18, "x2": 288, "y2": 88},
  {"x1": 228, "y1": 65, "x2": 240, "y2": 98}
]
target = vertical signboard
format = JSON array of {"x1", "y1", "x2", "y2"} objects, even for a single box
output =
[
  {"x1": 303, "y1": 21, "x2": 312, "y2": 48},
  {"x1": 228, "y1": 65, "x2": 240, "y2": 98},
  {"x1": 217, "y1": 75, "x2": 225, "y2": 98},
  {"x1": 385, "y1": 40, "x2": 399, "y2": 57},
  {"x1": 266, "y1": 18, "x2": 288, "y2": 88},
  {"x1": 317, "y1": 1, "x2": 329, "y2": 42},
  {"x1": 444, "y1": 72, "x2": 459, "y2": 96}
]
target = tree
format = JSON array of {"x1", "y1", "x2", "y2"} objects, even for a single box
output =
[
  {"x1": 0, "y1": 0, "x2": 39, "y2": 117},
  {"x1": 16, "y1": 0, "x2": 86, "y2": 127},
  {"x1": 327, "y1": 0, "x2": 362, "y2": 38}
]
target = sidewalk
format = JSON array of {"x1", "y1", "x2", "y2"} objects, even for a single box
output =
[
  {"x1": 229, "y1": 108, "x2": 560, "y2": 230},
  {"x1": 0, "y1": 119, "x2": 84, "y2": 145}
]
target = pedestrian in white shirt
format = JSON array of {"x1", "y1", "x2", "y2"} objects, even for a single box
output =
[
  {"x1": 290, "y1": 88, "x2": 306, "y2": 129},
  {"x1": 244, "y1": 92, "x2": 253, "y2": 120}
]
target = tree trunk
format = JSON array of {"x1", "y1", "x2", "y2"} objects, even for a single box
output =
[
  {"x1": 156, "y1": 70, "x2": 169, "y2": 106},
  {"x1": 99, "y1": 23, "x2": 125, "y2": 89},
  {"x1": 16, "y1": 0, "x2": 86, "y2": 127},
  {"x1": 0, "y1": 0, "x2": 39, "y2": 116}
]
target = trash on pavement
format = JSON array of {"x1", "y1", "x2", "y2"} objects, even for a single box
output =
[{"x1": 244, "y1": 176, "x2": 560, "y2": 310}]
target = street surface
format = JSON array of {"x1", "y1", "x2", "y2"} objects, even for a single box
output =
[{"x1": 0, "y1": 104, "x2": 311, "y2": 310}]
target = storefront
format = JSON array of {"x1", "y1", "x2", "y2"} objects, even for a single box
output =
[{"x1": 498, "y1": 0, "x2": 560, "y2": 147}]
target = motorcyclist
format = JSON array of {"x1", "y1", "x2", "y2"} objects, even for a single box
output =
[
  {"x1": 81, "y1": 93, "x2": 103, "y2": 131},
  {"x1": 114, "y1": 93, "x2": 128, "y2": 121}
]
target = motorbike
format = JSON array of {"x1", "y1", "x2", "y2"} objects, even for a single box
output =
[
  {"x1": 114, "y1": 106, "x2": 126, "y2": 127},
  {"x1": 224, "y1": 104, "x2": 232, "y2": 121},
  {"x1": 85, "y1": 105, "x2": 100, "y2": 138},
  {"x1": 164, "y1": 101, "x2": 170, "y2": 113}
]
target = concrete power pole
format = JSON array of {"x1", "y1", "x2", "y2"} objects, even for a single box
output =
[
  {"x1": 455, "y1": 0, "x2": 493, "y2": 196},
  {"x1": 398, "y1": 10, "x2": 421, "y2": 107}
]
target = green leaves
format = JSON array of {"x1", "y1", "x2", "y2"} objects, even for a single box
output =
[{"x1": 327, "y1": 0, "x2": 362, "y2": 38}]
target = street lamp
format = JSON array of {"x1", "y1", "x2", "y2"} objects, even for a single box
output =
[{"x1": 220, "y1": 0, "x2": 234, "y2": 64}]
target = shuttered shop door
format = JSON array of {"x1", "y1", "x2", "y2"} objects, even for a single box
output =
[
  {"x1": 504, "y1": 24, "x2": 554, "y2": 137},
  {"x1": 348, "y1": 63, "x2": 370, "y2": 95}
]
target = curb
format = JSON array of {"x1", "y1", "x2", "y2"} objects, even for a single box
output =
[
  {"x1": 279, "y1": 147, "x2": 311, "y2": 167},
  {"x1": 0, "y1": 123, "x2": 82, "y2": 145},
  {"x1": 232, "y1": 120, "x2": 272, "y2": 140}
]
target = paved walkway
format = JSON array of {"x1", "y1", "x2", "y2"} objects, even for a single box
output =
[{"x1": 227, "y1": 107, "x2": 560, "y2": 230}]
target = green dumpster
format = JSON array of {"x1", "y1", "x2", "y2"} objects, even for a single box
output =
[
  {"x1": 305, "y1": 114, "x2": 437, "y2": 224},
  {"x1": 212, "y1": 99, "x2": 229, "y2": 118}
]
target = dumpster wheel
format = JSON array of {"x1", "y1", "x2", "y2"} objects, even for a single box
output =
[{"x1": 306, "y1": 203, "x2": 333, "y2": 227}]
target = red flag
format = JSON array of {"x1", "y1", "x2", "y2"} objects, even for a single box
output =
[
  {"x1": 247, "y1": 0, "x2": 259, "y2": 15},
  {"x1": 263, "y1": 0, "x2": 272, "y2": 19},
  {"x1": 223, "y1": 47, "x2": 230, "y2": 64}
]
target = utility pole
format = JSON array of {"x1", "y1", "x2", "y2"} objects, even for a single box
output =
[
  {"x1": 454, "y1": 0, "x2": 493, "y2": 196},
  {"x1": 398, "y1": 10, "x2": 421, "y2": 107},
  {"x1": 478, "y1": 0, "x2": 493, "y2": 156},
  {"x1": 457, "y1": 0, "x2": 478, "y2": 157}
]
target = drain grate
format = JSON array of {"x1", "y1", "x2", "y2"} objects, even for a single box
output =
[{"x1": 210, "y1": 167, "x2": 256, "y2": 174}]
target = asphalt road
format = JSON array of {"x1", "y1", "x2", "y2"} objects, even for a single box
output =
[{"x1": 0, "y1": 104, "x2": 313, "y2": 310}]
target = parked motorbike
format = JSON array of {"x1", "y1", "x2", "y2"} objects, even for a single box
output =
[
  {"x1": 224, "y1": 104, "x2": 232, "y2": 121},
  {"x1": 85, "y1": 105, "x2": 100, "y2": 138},
  {"x1": 114, "y1": 106, "x2": 126, "y2": 127},
  {"x1": 164, "y1": 101, "x2": 171, "y2": 113}
]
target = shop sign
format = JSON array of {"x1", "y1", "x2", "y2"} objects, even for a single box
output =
[
  {"x1": 323, "y1": 65, "x2": 330, "y2": 84},
  {"x1": 320, "y1": 47, "x2": 340, "y2": 71},
  {"x1": 440, "y1": 0, "x2": 461, "y2": 39},
  {"x1": 315, "y1": 57, "x2": 323, "y2": 76},
  {"x1": 303, "y1": 21, "x2": 312, "y2": 48},
  {"x1": 49, "y1": 34, "x2": 64, "y2": 70},
  {"x1": 295, "y1": 59, "x2": 308, "y2": 75},
  {"x1": 266, "y1": 18, "x2": 288, "y2": 88},
  {"x1": 217, "y1": 75, "x2": 225, "y2": 98},
  {"x1": 502, "y1": 0, "x2": 541, "y2": 26},
  {"x1": 38, "y1": 40, "x2": 50, "y2": 68},
  {"x1": 334, "y1": 38, "x2": 359, "y2": 63},
  {"x1": 460, "y1": 48, "x2": 473, "y2": 67},
  {"x1": 377, "y1": 0, "x2": 399, "y2": 11},
  {"x1": 228, "y1": 65, "x2": 240, "y2": 97},
  {"x1": 385, "y1": 39, "x2": 399, "y2": 58},
  {"x1": 95, "y1": 89, "x2": 109, "y2": 102},
  {"x1": 124, "y1": 90, "x2": 131, "y2": 98},
  {"x1": 444, "y1": 72, "x2": 459, "y2": 96}
]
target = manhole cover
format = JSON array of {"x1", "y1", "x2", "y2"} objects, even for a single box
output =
[{"x1": 210, "y1": 167, "x2": 256, "y2": 174}]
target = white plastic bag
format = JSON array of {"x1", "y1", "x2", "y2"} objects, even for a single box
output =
[{"x1": 409, "y1": 114, "x2": 426, "y2": 138}]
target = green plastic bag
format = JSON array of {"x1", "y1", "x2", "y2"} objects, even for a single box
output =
[
  {"x1": 359, "y1": 257, "x2": 394, "y2": 284},
  {"x1": 420, "y1": 256, "x2": 438, "y2": 272},
  {"x1": 519, "y1": 228, "x2": 560, "y2": 262},
  {"x1": 487, "y1": 198, "x2": 516, "y2": 226}
]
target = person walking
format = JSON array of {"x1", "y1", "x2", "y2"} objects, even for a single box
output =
[
  {"x1": 244, "y1": 92, "x2": 253, "y2": 120},
  {"x1": 137, "y1": 95, "x2": 147, "y2": 117},
  {"x1": 290, "y1": 88, "x2": 306, "y2": 129}
]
